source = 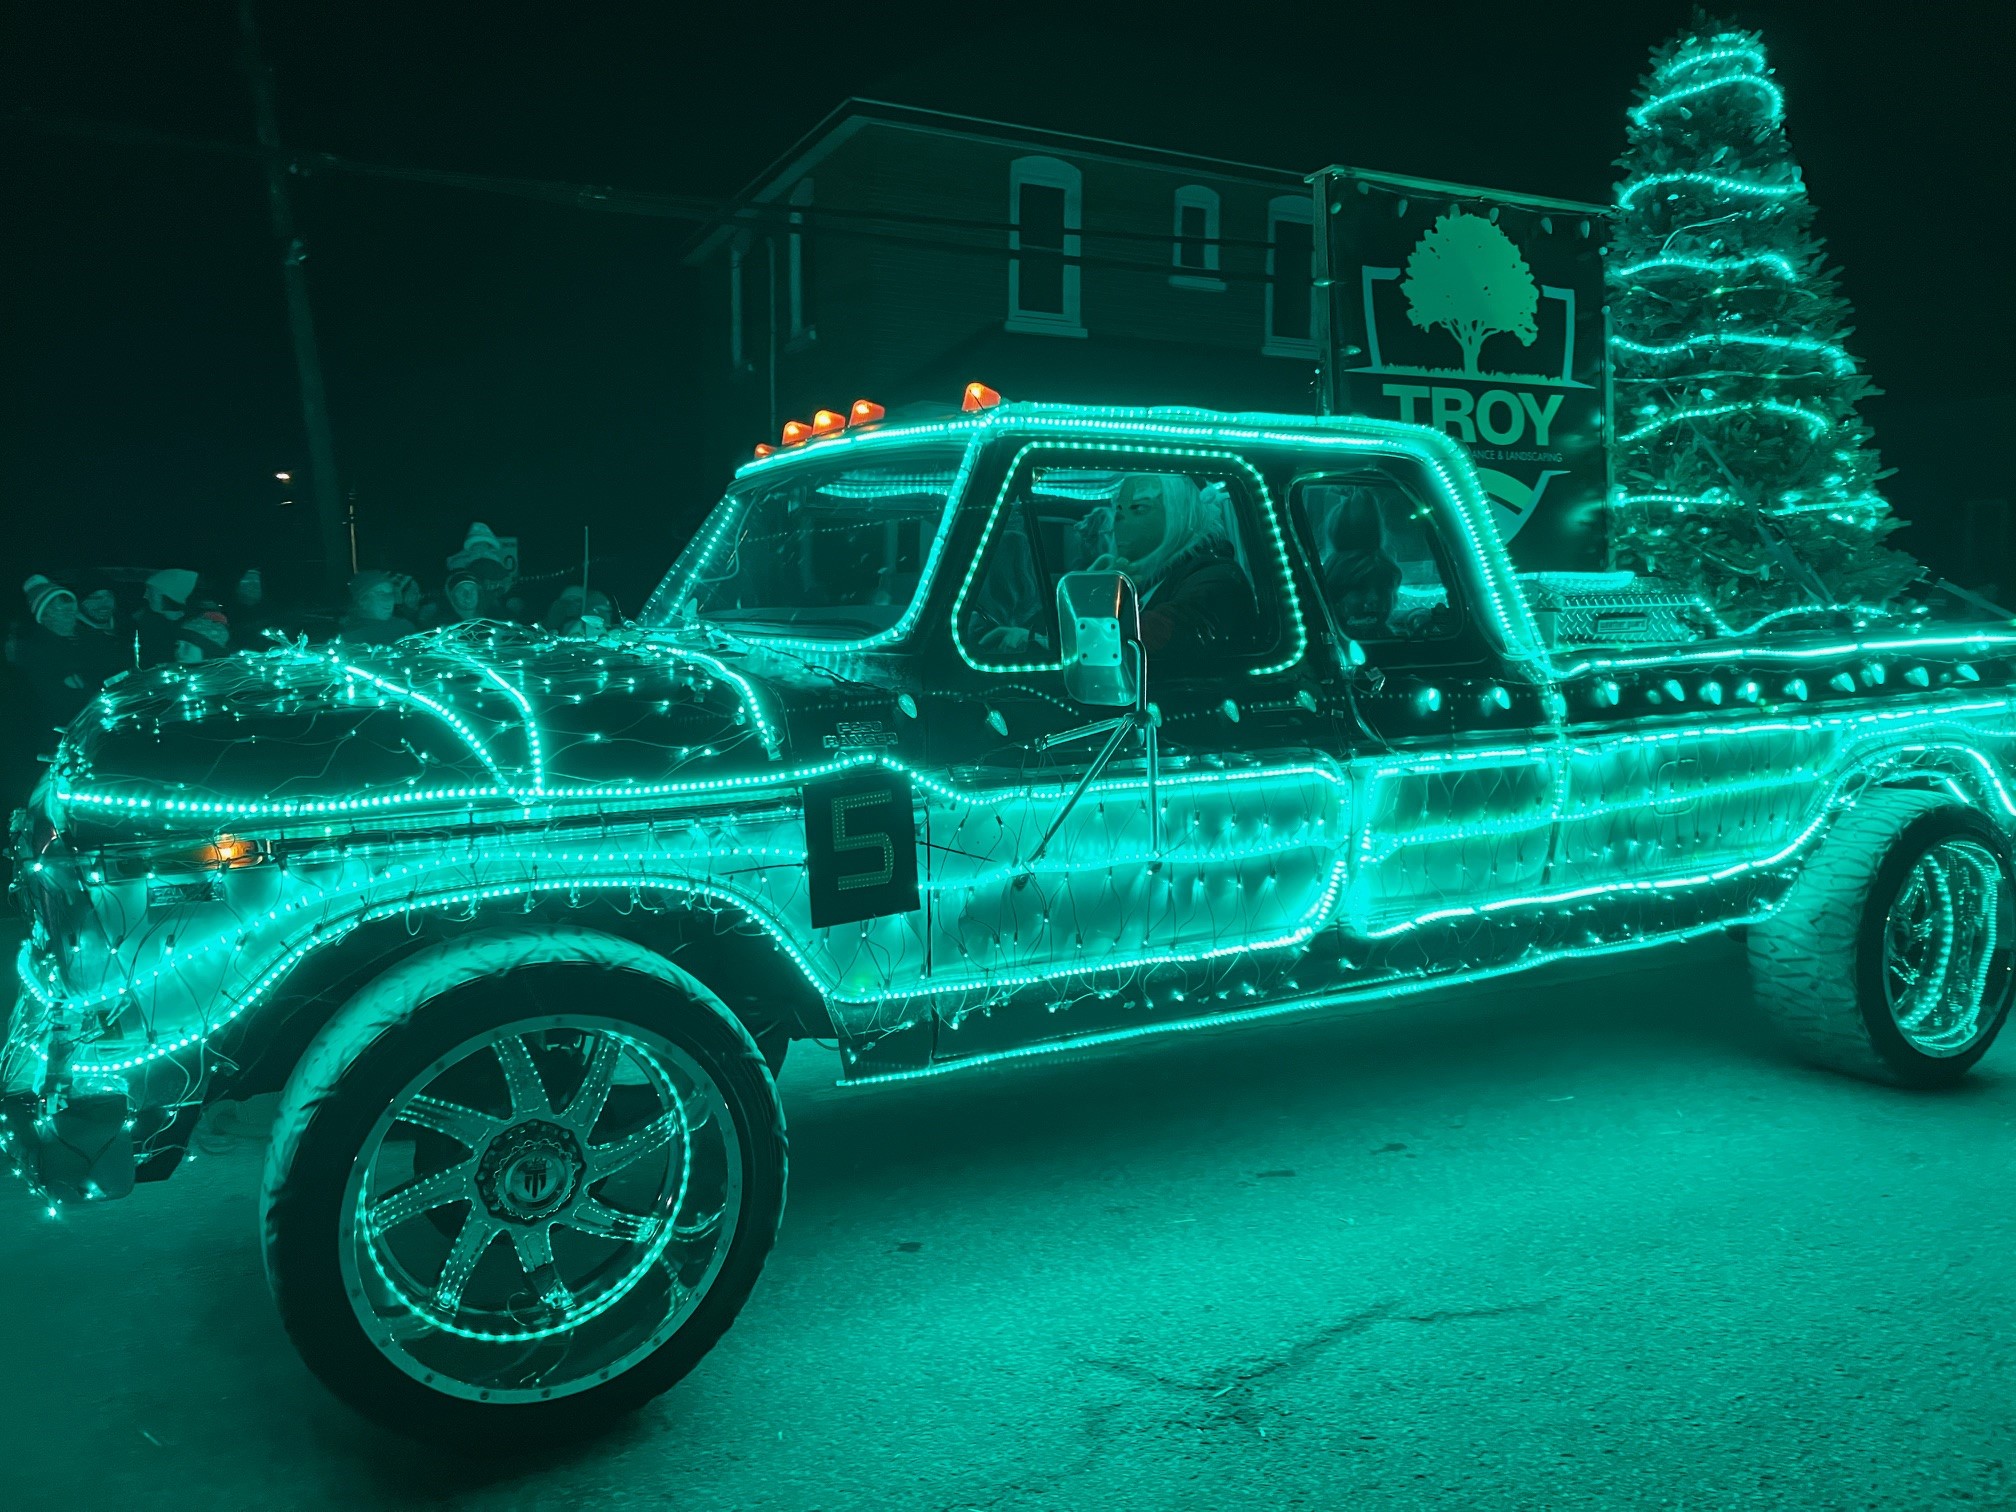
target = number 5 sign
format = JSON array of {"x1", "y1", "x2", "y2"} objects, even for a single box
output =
[{"x1": 803, "y1": 768, "x2": 921, "y2": 928}]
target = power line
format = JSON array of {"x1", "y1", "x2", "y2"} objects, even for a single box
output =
[{"x1": 12, "y1": 106, "x2": 1307, "y2": 282}]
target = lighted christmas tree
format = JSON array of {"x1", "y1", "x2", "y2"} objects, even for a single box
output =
[{"x1": 1607, "y1": 18, "x2": 1918, "y2": 621}]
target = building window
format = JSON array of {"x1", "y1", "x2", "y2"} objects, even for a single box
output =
[
  {"x1": 1170, "y1": 185, "x2": 1224, "y2": 291},
  {"x1": 1265, "y1": 194, "x2": 1318, "y2": 357},
  {"x1": 1008, "y1": 155, "x2": 1085, "y2": 337},
  {"x1": 787, "y1": 179, "x2": 815, "y2": 347}
]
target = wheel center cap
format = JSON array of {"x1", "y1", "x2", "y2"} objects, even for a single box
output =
[{"x1": 477, "y1": 1120, "x2": 583, "y2": 1223}]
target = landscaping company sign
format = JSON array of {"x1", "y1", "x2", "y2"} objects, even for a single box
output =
[{"x1": 1318, "y1": 172, "x2": 1610, "y2": 571}]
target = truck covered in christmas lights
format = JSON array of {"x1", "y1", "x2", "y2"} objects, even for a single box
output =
[{"x1": 7, "y1": 393, "x2": 2014, "y2": 1441}]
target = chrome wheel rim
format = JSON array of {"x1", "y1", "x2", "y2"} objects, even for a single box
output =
[
  {"x1": 1882, "y1": 838, "x2": 2006, "y2": 1057},
  {"x1": 338, "y1": 1015, "x2": 743, "y2": 1403}
]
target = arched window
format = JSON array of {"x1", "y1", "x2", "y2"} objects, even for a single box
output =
[
  {"x1": 1265, "y1": 194, "x2": 1318, "y2": 356},
  {"x1": 1008, "y1": 156, "x2": 1084, "y2": 336},
  {"x1": 1171, "y1": 185, "x2": 1223, "y2": 290}
]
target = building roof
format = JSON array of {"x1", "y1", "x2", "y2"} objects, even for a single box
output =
[
  {"x1": 1311, "y1": 164, "x2": 1611, "y2": 218},
  {"x1": 682, "y1": 98, "x2": 1308, "y2": 263}
]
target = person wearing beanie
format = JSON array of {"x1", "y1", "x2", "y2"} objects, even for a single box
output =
[
  {"x1": 447, "y1": 521, "x2": 509, "y2": 569},
  {"x1": 135, "y1": 567, "x2": 198, "y2": 668},
  {"x1": 338, "y1": 570, "x2": 417, "y2": 648},
  {"x1": 23, "y1": 575, "x2": 77, "y2": 628},
  {"x1": 442, "y1": 559, "x2": 509, "y2": 625},
  {"x1": 173, "y1": 604, "x2": 232, "y2": 665},
  {"x1": 20, "y1": 574, "x2": 91, "y2": 727}
]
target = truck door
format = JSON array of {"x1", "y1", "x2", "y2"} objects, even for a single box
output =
[
  {"x1": 1288, "y1": 466, "x2": 1560, "y2": 934},
  {"x1": 1547, "y1": 657, "x2": 1830, "y2": 896},
  {"x1": 922, "y1": 444, "x2": 1347, "y2": 1020}
]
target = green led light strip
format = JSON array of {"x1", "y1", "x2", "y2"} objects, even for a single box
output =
[
  {"x1": 948, "y1": 441, "x2": 1308, "y2": 679},
  {"x1": 284, "y1": 646, "x2": 517, "y2": 790},
  {"x1": 33, "y1": 706, "x2": 2016, "y2": 1080},
  {"x1": 468, "y1": 656, "x2": 546, "y2": 792},
  {"x1": 1631, "y1": 69, "x2": 1783, "y2": 127},
  {"x1": 33, "y1": 756, "x2": 1354, "y2": 1050},
  {"x1": 1654, "y1": 42, "x2": 1768, "y2": 79},
  {"x1": 727, "y1": 404, "x2": 1542, "y2": 660},
  {"x1": 1618, "y1": 399, "x2": 1831, "y2": 447},
  {"x1": 656, "y1": 439, "x2": 983, "y2": 655},
  {"x1": 835, "y1": 913, "x2": 1774, "y2": 1088},
  {"x1": 626, "y1": 641, "x2": 782, "y2": 758},
  {"x1": 1617, "y1": 172, "x2": 1802, "y2": 211},
  {"x1": 1613, "y1": 252, "x2": 1798, "y2": 282},
  {"x1": 1611, "y1": 331, "x2": 1852, "y2": 375}
]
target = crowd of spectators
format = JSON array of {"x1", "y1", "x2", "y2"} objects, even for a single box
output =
[{"x1": 5, "y1": 520, "x2": 618, "y2": 744}]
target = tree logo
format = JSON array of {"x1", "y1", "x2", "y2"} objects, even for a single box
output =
[{"x1": 1400, "y1": 213, "x2": 1539, "y2": 376}]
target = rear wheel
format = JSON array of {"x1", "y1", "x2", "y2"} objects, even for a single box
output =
[
  {"x1": 1749, "y1": 790, "x2": 2016, "y2": 1087},
  {"x1": 263, "y1": 931, "x2": 785, "y2": 1444}
]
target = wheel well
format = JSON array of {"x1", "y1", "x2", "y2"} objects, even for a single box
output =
[
  {"x1": 1860, "y1": 744, "x2": 2016, "y2": 835},
  {"x1": 222, "y1": 897, "x2": 830, "y2": 1101}
]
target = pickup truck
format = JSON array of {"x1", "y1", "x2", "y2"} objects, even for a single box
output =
[{"x1": 7, "y1": 396, "x2": 2013, "y2": 1442}]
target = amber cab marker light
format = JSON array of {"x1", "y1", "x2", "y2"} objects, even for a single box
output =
[
  {"x1": 848, "y1": 399, "x2": 886, "y2": 427},
  {"x1": 781, "y1": 419, "x2": 812, "y2": 446},
  {"x1": 202, "y1": 835, "x2": 260, "y2": 868},
  {"x1": 753, "y1": 442, "x2": 777, "y2": 459},
  {"x1": 962, "y1": 382, "x2": 1002, "y2": 412},
  {"x1": 810, "y1": 408, "x2": 847, "y2": 437}
]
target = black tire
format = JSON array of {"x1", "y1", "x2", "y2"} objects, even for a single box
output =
[
  {"x1": 261, "y1": 928, "x2": 786, "y2": 1446},
  {"x1": 1749, "y1": 789, "x2": 2016, "y2": 1087}
]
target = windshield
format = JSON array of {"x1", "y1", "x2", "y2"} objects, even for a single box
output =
[{"x1": 643, "y1": 447, "x2": 967, "y2": 641}]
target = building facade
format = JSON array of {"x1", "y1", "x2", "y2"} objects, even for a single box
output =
[{"x1": 686, "y1": 101, "x2": 1325, "y2": 472}]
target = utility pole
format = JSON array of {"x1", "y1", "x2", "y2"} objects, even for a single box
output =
[{"x1": 237, "y1": 0, "x2": 348, "y2": 597}]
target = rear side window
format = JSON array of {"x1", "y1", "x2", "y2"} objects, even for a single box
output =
[
  {"x1": 956, "y1": 446, "x2": 1304, "y2": 680},
  {"x1": 1294, "y1": 472, "x2": 1465, "y2": 644}
]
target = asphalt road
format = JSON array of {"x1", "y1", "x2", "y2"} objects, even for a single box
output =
[{"x1": 3, "y1": 934, "x2": 2014, "y2": 1511}]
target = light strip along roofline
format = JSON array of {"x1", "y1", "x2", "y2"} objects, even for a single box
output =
[{"x1": 731, "y1": 403, "x2": 1546, "y2": 662}]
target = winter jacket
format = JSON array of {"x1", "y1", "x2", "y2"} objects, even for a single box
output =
[
  {"x1": 22, "y1": 625, "x2": 92, "y2": 728},
  {"x1": 1136, "y1": 549, "x2": 1260, "y2": 668}
]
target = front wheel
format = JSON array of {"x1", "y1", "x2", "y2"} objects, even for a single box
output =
[
  {"x1": 1750, "y1": 790, "x2": 2016, "y2": 1087},
  {"x1": 262, "y1": 930, "x2": 786, "y2": 1444}
]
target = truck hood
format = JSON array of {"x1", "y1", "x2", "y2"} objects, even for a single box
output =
[{"x1": 47, "y1": 623, "x2": 888, "y2": 838}]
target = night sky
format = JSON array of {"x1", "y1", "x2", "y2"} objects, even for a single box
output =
[{"x1": 4, "y1": 1, "x2": 2010, "y2": 612}]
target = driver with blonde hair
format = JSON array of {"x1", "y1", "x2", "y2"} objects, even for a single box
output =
[
  {"x1": 977, "y1": 473, "x2": 1258, "y2": 671},
  {"x1": 1091, "y1": 473, "x2": 1257, "y2": 666}
]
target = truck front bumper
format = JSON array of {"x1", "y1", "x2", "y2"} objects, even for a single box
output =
[
  {"x1": 1, "y1": 1084, "x2": 136, "y2": 1205},
  {"x1": 2, "y1": 990, "x2": 162, "y2": 1207}
]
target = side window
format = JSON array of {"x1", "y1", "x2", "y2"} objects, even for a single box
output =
[
  {"x1": 961, "y1": 457, "x2": 1282, "y2": 679},
  {"x1": 1264, "y1": 195, "x2": 1317, "y2": 356},
  {"x1": 1294, "y1": 473, "x2": 1464, "y2": 643},
  {"x1": 1008, "y1": 156, "x2": 1084, "y2": 335},
  {"x1": 1171, "y1": 185, "x2": 1223, "y2": 289}
]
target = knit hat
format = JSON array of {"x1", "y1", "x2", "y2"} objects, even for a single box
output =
[
  {"x1": 23, "y1": 574, "x2": 78, "y2": 626},
  {"x1": 180, "y1": 608, "x2": 230, "y2": 650},
  {"x1": 447, "y1": 522, "x2": 509, "y2": 571},
  {"x1": 145, "y1": 568, "x2": 199, "y2": 612}
]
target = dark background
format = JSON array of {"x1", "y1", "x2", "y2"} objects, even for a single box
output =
[{"x1": 3, "y1": 0, "x2": 2009, "y2": 615}]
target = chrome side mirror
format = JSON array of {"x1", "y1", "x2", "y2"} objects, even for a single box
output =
[{"x1": 1056, "y1": 570, "x2": 1141, "y2": 708}]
